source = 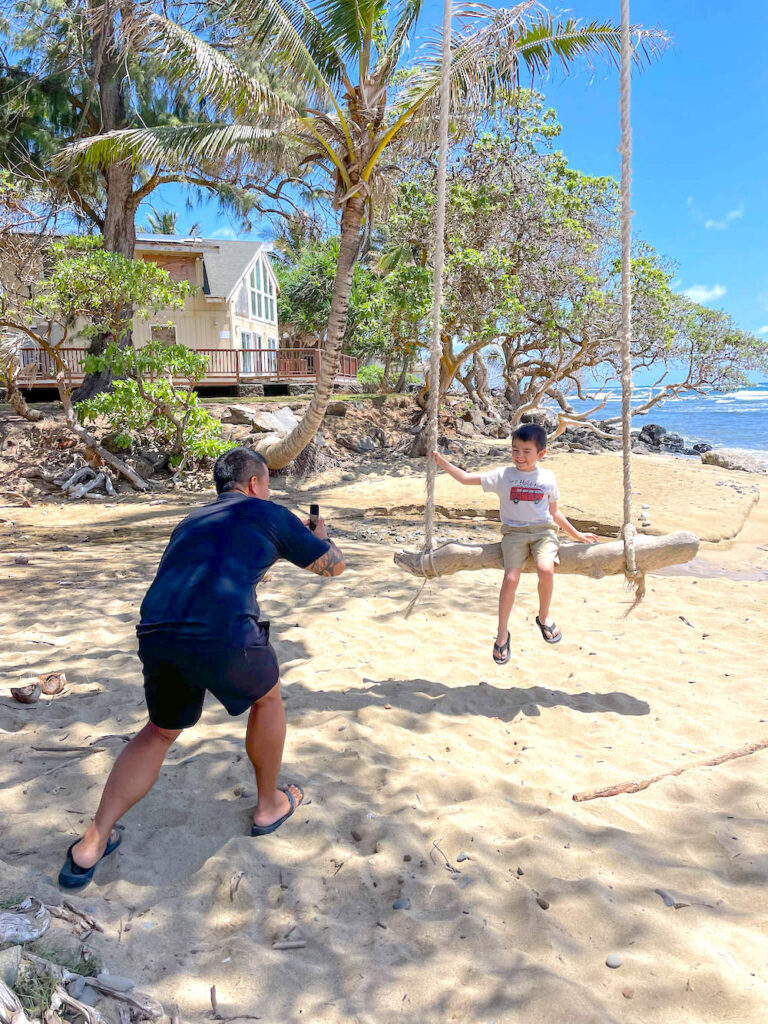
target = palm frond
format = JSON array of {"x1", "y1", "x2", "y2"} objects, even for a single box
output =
[
  {"x1": 143, "y1": 14, "x2": 299, "y2": 122},
  {"x1": 56, "y1": 124, "x2": 295, "y2": 174},
  {"x1": 223, "y1": 0, "x2": 350, "y2": 99},
  {"x1": 373, "y1": 0, "x2": 426, "y2": 84}
]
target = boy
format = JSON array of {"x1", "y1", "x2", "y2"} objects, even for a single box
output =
[{"x1": 433, "y1": 424, "x2": 598, "y2": 663}]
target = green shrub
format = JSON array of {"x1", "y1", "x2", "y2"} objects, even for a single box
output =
[
  {"x1": 78, "y1": 341, "x2": 233, "y2": 468},
  {"x1": 357, "y1": 364, "x2": 386, "y2": 392}
]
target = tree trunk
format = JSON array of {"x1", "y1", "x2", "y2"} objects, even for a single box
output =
[
  {"x1": 395, "y1": 353, "x2": 410, "y2": 392},
  {"x1": 394, "y1": 530, "x2": 700, "y2": 579},
  {"x1": 257, "y1": 196, "x2": 365, "y2": 469},
  {"x1": 72, "y1": 10, "x2": 137, "y2": 404}
]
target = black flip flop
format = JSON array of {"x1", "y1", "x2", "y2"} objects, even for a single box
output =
[
  {"x1": 251, "y1": 785, "x2": 304, "y2": 837},
  {"x1": 58, "y1": 830, "x2": 122, "y2": 890},
  {"x1": 493, "y1": 632, "x2": 511, "y2": 665},
  {"x1": 535, "y1": 616, "x2": 562, "y2": 644}
]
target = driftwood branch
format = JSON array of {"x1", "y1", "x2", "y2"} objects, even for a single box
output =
[
  {"x1": 394, "y1": 530, "x2": 700, "y2": 579},
  {"x1": 572, "y1": 738, "x2": 768, "y2": 802}
]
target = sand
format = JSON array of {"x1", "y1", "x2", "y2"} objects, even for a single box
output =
[{"x1": 1, "y1": 450, "x2": 767, "y2": 1023}]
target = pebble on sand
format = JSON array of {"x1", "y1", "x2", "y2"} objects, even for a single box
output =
[
  {"x1": 392, "y1": 897, "x2": 411, "y2": 910},
  {"x1": 622, "y1": 986, "x2": 634, "y2": 999},
  {"x1": 536, "y1": 897, "x2": 550, "y2": 910},
  {"x1": 605, "y1": 954, "x2": 623, "y2": 969},
  {"x1": 456, "y1": 851, "x2": 468, "y2": 862}
]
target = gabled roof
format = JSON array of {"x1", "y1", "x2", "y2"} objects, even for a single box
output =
[{"x1": 135, "y1": 235, "x2": 275, "y2": 301}]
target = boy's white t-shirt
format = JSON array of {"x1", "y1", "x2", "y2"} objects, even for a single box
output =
[{"x1": 480, "y1": 465, "x2": 559, "y2": 527}]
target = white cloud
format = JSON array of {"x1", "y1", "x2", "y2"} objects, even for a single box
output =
[
  {"x1": 758, "y1": 326, "x2": 768, "y2": 335},
  {"x1": 704, "y1": 203, "x2": 744, "y2": 230},
  {"x1": 682, "y1": 284, "x2": 727, "y2": 304},
  {"x1": 212, "y1": 225, "x2": 238, "y2": 240}
]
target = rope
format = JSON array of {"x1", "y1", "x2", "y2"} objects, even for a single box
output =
[
  {"x1": 404, "y1": 0, "x2": 451, "y2": 618},
  {"x1": 619, "y1": 0, "x2": 644, "y2": 607},
  {"x1": 423, "y1": 0, "x2": 452, "y2": 552}
]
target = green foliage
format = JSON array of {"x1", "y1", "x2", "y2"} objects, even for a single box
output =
[
  {"x1": 78, "y1": 342, "x2": 233, "y2": 465},
  {"x1": 357, "y1": 365, "x2": 386, "y2": 392},
  {"x1": 33, "y1": 237, "x2": 190, "y2": 344}
]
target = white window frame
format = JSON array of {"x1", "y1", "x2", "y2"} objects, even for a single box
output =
[{"x1": 247, "y1": 256, "x2": 276, "y2": 324}]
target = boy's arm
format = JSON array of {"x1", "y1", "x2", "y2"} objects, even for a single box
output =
[
  {"x1": 550, "y1": 502, "x2": 599, "y2": 543},
  {"x1": 432, "y1": 451, "x2": 482, "y2": 486}
]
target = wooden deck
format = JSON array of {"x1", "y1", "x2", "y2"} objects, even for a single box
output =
[{"x1": 19, "y1": 347, "x2": 358, "y2": 388}]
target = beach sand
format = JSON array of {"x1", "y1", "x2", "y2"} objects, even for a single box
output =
[{"x1": 1, "y1": 450, "x2": 766, "y2": 1023}]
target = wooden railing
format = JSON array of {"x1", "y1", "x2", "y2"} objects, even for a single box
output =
[{"x1": 19, "y1": 347, "x2": 358, "y2": 387}]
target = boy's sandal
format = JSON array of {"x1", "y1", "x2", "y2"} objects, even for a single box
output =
[
  {"x1": 493, "y1": 632, "x2": 511, "y2": 665},
  {"x1": 535, "y1": 616, "x2": 562, "y2": 644},
  {"x1": 58, "y1": 829, "x2": 122, "y2": 891}
]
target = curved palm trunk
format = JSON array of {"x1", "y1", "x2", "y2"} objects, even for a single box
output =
[{"x1": 257, "y1": 196, "x2": 365, "y2": 469}]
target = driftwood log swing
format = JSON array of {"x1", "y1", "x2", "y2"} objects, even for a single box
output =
[{"x1": 395, "y1": 0, "x2": 700, "y2": 589}]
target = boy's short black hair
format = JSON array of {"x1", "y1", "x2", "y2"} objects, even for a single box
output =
[
  {"x1": 213, "y1": 447, "x2": 269, "y2": 494},
  {"x1": 512, "y1": 423, "x2": 548, "y2": 452}
]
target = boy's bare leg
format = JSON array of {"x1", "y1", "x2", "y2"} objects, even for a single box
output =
[
  {"x1": 497, "y1": 568, "x2": 521, "y2": 645},
  {"x1": 246, "y1": 683, "x2": 303, "y2": 828},
  {"x1": 536, "y1": 561, "x2": 556, "y2": 625},
  {"x1": 70, "y1": 722, "x2": 182, "y2": 869}
]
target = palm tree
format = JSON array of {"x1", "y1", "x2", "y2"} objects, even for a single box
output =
[
  {"x1": 143, "y1": 207, "x2": 202, "y2": 236},
  {"x1": 64, "y1": 1, "x2": 666, "y2": 468}
]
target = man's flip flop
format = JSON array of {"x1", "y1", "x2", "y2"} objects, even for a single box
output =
[
  {"x1": 535, "y1": 616, "x2": 562, "y2": 644},
  {"x1": 493, "y1": 632, "x2": 511, "y2": 665},
  {"x1": 251, "y1": 785, "x2": 304, "y2": 837},
  {"x1": 58, "y1": 830, "x2": 122, "y2": 890}
]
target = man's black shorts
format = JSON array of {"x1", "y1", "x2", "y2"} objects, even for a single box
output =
[{"x1": 138, "y1": 631, "x2": 280, "y2": 729}]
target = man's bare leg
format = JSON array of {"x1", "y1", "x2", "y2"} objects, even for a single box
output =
[
  {"x1": 70, "y1": 722, "x2": 181, "y2": 869},
  {"x1": 536, "y1": 561, "x2": 556, "y2": 625},
  {"x1": 246, "y1": 683, "x2": 303, "y2": 827},
  {"x1": 496, "y1": 568, "x2": 521, "y2": 647}
]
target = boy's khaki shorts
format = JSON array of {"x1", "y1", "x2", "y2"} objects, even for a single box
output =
[{"x1": 501, "y1": 523, "x2": 560, "y2": 570}]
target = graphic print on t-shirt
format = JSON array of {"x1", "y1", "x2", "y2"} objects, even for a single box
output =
[{"x1": 509, "y1": 485, "x2": 545, "y2": 504}]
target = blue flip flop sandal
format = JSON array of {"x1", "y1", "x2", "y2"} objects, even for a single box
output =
[
  {"x1": 251, "y1": 786, "x2": 304, "y2": 837},
  {"x1": 58, "y1": 830, "x2": 122, "y2": 890}
]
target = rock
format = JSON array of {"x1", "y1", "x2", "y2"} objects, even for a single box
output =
[
  {"x1": 605, "y1": 954, "x2": 623, "y2": 969},
  {"x1": 13, "y1": 554, "x2": 29, "y2": 564},
  {"x1": 220, "y1": 404, "x2": 258, "y2": 425},
  {"x1": 325, "y1": 402, "x2": 348, "y2": 417},
  {"x1": 351, "y1": 828, "x2": 364, "y2": 843},
  {"x1": 96, "y1": 972, "x2": 135, "y2": 993},
  {"x1": 67, "y1": 975, "x2": 87, "y2": 1000},
  {"x1": 456, "y1": 851, "x2": 468, "y2": 863},
  {"x1": 622, "y1": 986, "x2": 634, "y2": 999},
  {"x1": 337, "y1": 432, "x2": 376, "y2": 454},
  {"x1": 654, "y1": 888, "x2": 675, "y2": 907},
  {"x1": 135, "y1": 447, "x2": 170, "y2": 475},
  {"x1": 662, "y1": 432, "x2": 685, "y2": 453},
  {"x1": 516, "y1": 866, "x2": 524, "y2": 876},
  {"x1": 692, "y1": 442, "x2": 712, "y2": 454},
  {"x1": 0, "y1": 944, "x2": 21, "y2": 987},
  {"x1": 536, "y1": 897, "x2": 550, "y2": 910},
  {"x1": 702, "y1": 448, "x2": 768, "y2": 474},
  {"x1": 457, "y1": 420, "x2": 475, "y2": 438},
  {"x1": 392, "y1": 897, "x2": 411, "y2": 910},
  {"x1": 493, "y1": 422, "x2": 511, "y2": 439},
  {"x1": 520, "y1": 409, "x2": 558, "y2": 432},
  {"x1": 638, "y1": 423, "x2": 666, "y2": 446},
  {"x1": 340, "y1": 472, "x2": 355, "y2": 481}
]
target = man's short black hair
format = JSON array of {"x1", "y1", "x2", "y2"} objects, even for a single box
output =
[
  {"x1": 512, "y1": 423, "x2": 548, "y2": 452},
  {"x1": 213, "y1": 447, "x2": 269, "y2": 494}
]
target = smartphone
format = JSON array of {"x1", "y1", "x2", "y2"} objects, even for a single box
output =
[{"x1": 309, "y1": 503, "x2": 320, "y2": 532}]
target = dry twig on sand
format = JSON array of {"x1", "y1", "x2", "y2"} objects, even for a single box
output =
[{"x1": 573, "y1": 738, "x2": 768, "y2": 802}]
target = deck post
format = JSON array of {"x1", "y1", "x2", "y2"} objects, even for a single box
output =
[{"x1": 236, "y1": 348, "x2": 240, "y2": 385}]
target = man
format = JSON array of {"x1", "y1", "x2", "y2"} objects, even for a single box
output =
[{"x1": 58, "y1": 447, "x2": 345, "y2": 890}]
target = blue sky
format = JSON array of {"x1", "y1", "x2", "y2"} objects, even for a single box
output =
[{"x1": 140, "y1": 1, "x2": 768, "y2": 346}]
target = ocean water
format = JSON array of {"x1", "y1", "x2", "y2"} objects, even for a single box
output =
[{"x1": 557, "y1": 383, "x2": 768, "y2": 452}]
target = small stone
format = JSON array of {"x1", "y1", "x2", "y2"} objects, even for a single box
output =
[
  {"x1": 622, "y1": 986, "x2": 634, "y2": 999},
  {"x1": 67, "y1": 976, "x2": 87, "y2": 1000},
  {"x1": 456, "y1": 851, "x2": 468, "y2": 863},
  {"x1": 96, "y1": 973, "x2": 135, "y2": 992},
  {"x1": 392, "y1": 897, "x2": 411, "y2": 910},
  {"x1": 606, "y1": 954, "x2": 623, "y2": 969},
  {"x1": 516, "y1": 866, "x2": 524, "y2": 876},
  {"x1": 0, "y1": 945, "x2": 21, "y2": 987},
  {"x1": 384, "y1": 703, "x2": 392, "y2": 710},
  {"x1": 13, "y1": 555, "x2": 30, "y2": 564},
  {"x1": 654, "y1": 887, "x2": 675, "y2": 907},
  {"x1": 350, "y1": 828, "x2": 363, "y2": 843},
  {"x1": 403, "y1": 855, "x2": 411, "y2": 862},
  {"x1": 536, "y1": 897, "x2": 550, "y2": 910}
]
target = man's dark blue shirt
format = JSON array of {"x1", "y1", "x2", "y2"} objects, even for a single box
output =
[{"x1": 137, "y1": 491, "x2": 329, "y2": 646}]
